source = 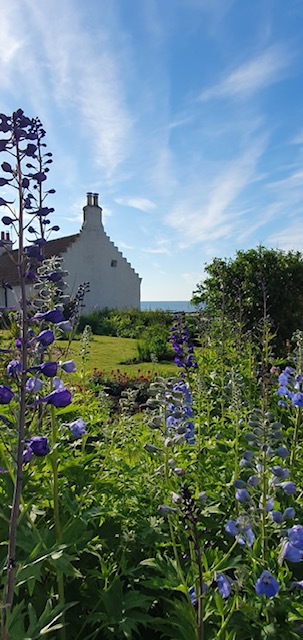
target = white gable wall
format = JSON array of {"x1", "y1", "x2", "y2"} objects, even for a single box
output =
[{"x1": 60, "y1": 198, "x2": 140, "y2": 311}]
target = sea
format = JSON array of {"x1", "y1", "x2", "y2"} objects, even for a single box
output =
[{"x1": 140, "y1": 300, "x2": 196, "y2": 313}]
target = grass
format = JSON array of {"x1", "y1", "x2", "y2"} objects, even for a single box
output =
[{"x1": 54, "y1": 334, "x2": 176, "y2": 376}]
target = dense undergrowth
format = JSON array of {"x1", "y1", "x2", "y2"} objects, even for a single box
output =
[{"x1": 2, "y1": 310, "x2": 303, "y2": 639}]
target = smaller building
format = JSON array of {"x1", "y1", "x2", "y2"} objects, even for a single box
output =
[{"x1": 0, "y1": 193, "x2": 141, "y2": 311}]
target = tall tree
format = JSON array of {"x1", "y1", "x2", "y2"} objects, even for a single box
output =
[{"x1": 192, "y1": 246, "x2": 303, "y2": 353}]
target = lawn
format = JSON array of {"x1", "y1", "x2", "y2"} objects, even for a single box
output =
[{"x1": 52, "y1": 334, "x2": 176, "y2": 377}]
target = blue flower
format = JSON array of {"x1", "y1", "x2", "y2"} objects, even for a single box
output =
[
  {"x1": 292, "y1": 392, "x2": 303, "y2": 408},
  {"x1": 35, "y1": 329, "x2": 55, "y2": 347},
  {"x1": 280, "y1": 541, "x2": 303, "y2": 563},
  {"x1": 287, "y1": 525, "x2": 303, "y2": 550},
  {"x1": 283, "y1": 507, "x2": 295, "y2": 519},
  {"x1": 270, "y1": 511, "x2": 283, "y2": 524},
  {"x1": 188, "y1": 586, "x2": 197, "y2": 606},
  {"x1": 281, "y1": 481, "x2": 296, "y2": 495},
  {"x1": 0, "y1": 385, "x2": 14, "y2": 404},
  {"x1": 60, "y1": 360, "x2": 76, "y2": 374},
  {"x1": 255, "y1": 571, "x2": 279, "y2": 597},
  {"x1": 7, "y1": 360, "x2": 22, "y2": 378},
  {"x1": 29, "y1": 436, "x2": 50, "y2": 457},
  {"x1": 217, "y1": 574, "x2": 231, "y2": 599},
  {"x1": 26, "y1": 377, "x2": 43, "y2": 393},
  {"x1": 235, "y1": 488, "x2": 251, "y2": 503},
  {"x1": 67, "y1": 418, "x2": 86, "y2": 439}
]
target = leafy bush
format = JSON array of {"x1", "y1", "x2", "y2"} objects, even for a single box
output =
[
  {"x1": 137, "y1": 326, "x2": 174, "y2": 362},
  {"x1": 77, "y1": 308, "x2": 177, "y2": 339},
  {"x1": 192, "y1": 246, "x2": 303, "y2": 354}
]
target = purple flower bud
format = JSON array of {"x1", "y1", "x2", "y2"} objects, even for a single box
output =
[
  {"x1": 22, "y1": 446, "x2": 33, "y2": 464},
  {"x1": 217, "y1": 574, "x2": 231, "y2": 599},
  {"x1": 275, "y1": 447, "x2": 289, "y2": 459},
  {"x1": 283, "y1": 507, "x2": 295, "y2": 519},
  {"x1": 26, "y1": 377, "x2": 43, "y2": 393},
  {"x1": 288, "y1": 525, "x2": 303, "y2": 550},
  {"x1": 68, "y1": 418, "x2": 86, "y2": 439},
  {"x1": 292, "y1": 393, "x2": 303, "y2": 408},
  {"x1": 7, "y1": 360, "x2": 22, "y2": 378},
  {"x1": 235, "y1": 488, "x2": 251, "y2": 503},
  {"x1": 272, "y1": 466, "x2": 289, "y2": 479},
  {"x1": 29, "y1": 436, "x2": 50, "y2": 457},
  {"x1": 157, "y1": 505, "x2": 178, "y2": 515},
  {"x1": 225, "y1": 521, "x2": 239, "y2": 537},
  {"x1": 30, "y1": 362, "x2": 58, "y2": 377},
  {"x1": 33, "y1": 309, "x2": 65, "y2": 324},
  {"x1": 234, "y1": 479, "x2": 247, "y2": 489},
  {"x1": 255, "y1": 571, "x2": 279, "y2": 597},
  {"x1": 0, "y1": 385, "x2": 14, "y2": 404},
  {"x1": 35, "y1": 329, "x2": 55, "y2": 347},
  {"x1": 270, "y1": 511, "x2": 283, "y2": 524},
  {"x1": 247, "y1": 475, "x2": 259, "y2": 487},
  {"x1": 60, "y1": 360, "x2": 76, "y2": 374},
  {"x1": 281, "y1": 482, "x2": 296, "y2": 495},
  {"x1": 280, "y1": 540, "x2": 303, "y2": 563},
  {"x1": 266, "y1": 498, "x2": 274, "y2": 512},
  {"x1": 44, "y1": 388, "x2": 72, "y2": 408},
  {"x1": 55, "y1": 321, "x2": 72, "y2": 332}
]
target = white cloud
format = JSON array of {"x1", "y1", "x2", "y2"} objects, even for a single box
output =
[
  {"x1": 142, "y1": 237, "x2": 171, "y2": 255},
  {"x1": 267, "y1": 222, "x2": 303, "y2": 251},
  {"x1": 115, "y1": 197, "x2": 157, "y2": 213},
  {"x1": 1, "y1": 0, "x2": 134, "y2": 176},
  {"x1": 199, "y1": 45, "x2": 293, "y2": 101},
  {"x1": 166, "y1": 136, "x2": 267, "y2": 245}
]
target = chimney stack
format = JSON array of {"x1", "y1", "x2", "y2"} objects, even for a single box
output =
[
  {"x1": 0, "y1": 231, "x2": 13, "y2": 256},
  {"x1": 83, "y1": 192, "x2": 102, "y2": 229}
]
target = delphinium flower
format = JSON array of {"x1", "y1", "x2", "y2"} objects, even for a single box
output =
[
  {"x1": 225, "y1": 516, "x2": 255, "y2": 547},
  {"x1": 227, "y1": 405, "x2": 303, "y2": 600},
  {"x1": 170, "y1": 313, "x2": 197, "y2": 372},
  {"x1": 62, "y1": 418, "x2": 86, "y2": 439},
  {"x1": 0, "y1": 109, "x2": 87, "y2": 632},
  {"x1": 0, "y1": 385, "x2": 14, "y2": 404},
  {"x1": 255, "y1": 571, "x2": 279, "y2": 597},
  {"x1": 22, "y1": 436, "x2": 50, "y2": 464}
]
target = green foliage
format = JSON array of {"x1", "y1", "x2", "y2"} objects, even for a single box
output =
[
  {"x1": 192, "y1": 246, "x2": 303, "y2": 354},
  {"x1": 77, "y1": 308, "x2": 175, "y2": 338},
  {"x1": 136, "y1": 326, "x2": 174, "y2": 363}
]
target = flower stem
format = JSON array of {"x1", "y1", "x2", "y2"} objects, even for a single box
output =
[{"x1": 50, "y1": 405, "x2": 66, "y2": 640}]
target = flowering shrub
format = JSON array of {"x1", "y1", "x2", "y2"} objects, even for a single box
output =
[{"x1": 89, "y1": 367, "x2": 159, "y2": 408}]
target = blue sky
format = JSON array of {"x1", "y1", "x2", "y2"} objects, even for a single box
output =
[{"x1": 1, "y1": 0, "x2": 303, "y2": 300}]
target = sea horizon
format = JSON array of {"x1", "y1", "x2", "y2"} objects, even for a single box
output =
[{"x1": 140, "y1": 300, "x2": 196, "y2": 313}]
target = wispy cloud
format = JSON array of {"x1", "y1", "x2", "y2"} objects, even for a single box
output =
[
  {"x1": 268, "y1": 222, "x2": 303, "y2": 251},
  {"x1": 142, "y1": 238, "x2": 171, "y2": 255},
  {"x1": 199, "y1": 45, "x2": 293, "y2": 101},
  {"x1": 115, "y1": 197, "x2": 157, "y2": 213},
  {"x1": 2, "y1": 0, "x2": 134, "y2": 176},
  {"x1": 166, "y1": 136, "x2": 267, "y2": 245}
]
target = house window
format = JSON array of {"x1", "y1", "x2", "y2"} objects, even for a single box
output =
[{"x1": 111, "y1": 260, "x2": 117, "y2": 267}]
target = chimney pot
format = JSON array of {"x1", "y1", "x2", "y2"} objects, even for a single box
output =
[
  {"x1": 1, "y1": 232, "x2": 4, "y2": 240},
  {"x1": 93, "y1": 193, "x2": 99, "y2": 206},
  {"x1": 87, "y1": 192, "x2": 93, "y2": 206},
  {"x1": 6, "y1": 233, "x2": 9, "y2": 241}
]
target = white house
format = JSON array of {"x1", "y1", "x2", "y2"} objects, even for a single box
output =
[{"x1": 0, "y1": 193, "x2": 141, "y2": 311}]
